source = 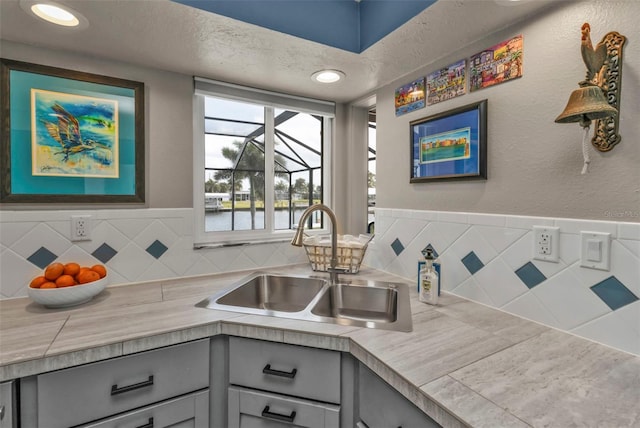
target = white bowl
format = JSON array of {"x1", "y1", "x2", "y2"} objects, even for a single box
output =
[{"x1": 28, "y1": 275, "x2": 108, "y2": 308}]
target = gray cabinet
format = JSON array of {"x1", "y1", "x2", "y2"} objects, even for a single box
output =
[
  {"x1": 229, "y1": 386, "x2": 339, "y2": 428},
  {"x1": 80, "y1": 390, "x2": 209, "y2": 428},
  {"x1": 228, "y1": 337, "x2": 341, "y2": 428},
  {"x1": 358, "y1": 363, "x2": 440, "y2": 428},
  {"x1": 0, "y1": 381, "x2": 16, "y2": 428},
  {"x1": 20, "y1": 339, "x2": 210, "y2": 428}
]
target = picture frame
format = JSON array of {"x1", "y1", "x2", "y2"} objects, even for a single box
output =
[
  {"x1": 410, "y1": 99, "x2": 487, "y2": 182},
  {"x1": 0, "y1": 59, "x2": 145, "y2": 203}
]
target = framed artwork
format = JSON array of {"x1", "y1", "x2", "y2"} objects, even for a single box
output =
[
  {"x1": 469, "y1": 35, "x2": 523, "y2": 92},
  {"x1": 395, "y1": 77, "x2": 425, "y2": 116},
  {"x1": 410, "y1": 99, "x2": 487, "y2": 182},
  {"x1": 0, "y1": 59, "x2": 145, "y2": 203},
  {"x1": 426, "y1": 59, "x2": 466, "y2": 105}
]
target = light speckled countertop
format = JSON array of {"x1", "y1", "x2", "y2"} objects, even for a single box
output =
[{"x1": 1, "y1": 265, "x2": 638, "y2": 427}]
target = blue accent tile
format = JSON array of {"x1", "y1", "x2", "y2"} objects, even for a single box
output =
[
  {"x1": 92, "y1": 243, "x2": 118, "y2": 264},
  {"x1": 146, "y1": 240, "x2": 168, "y2": 259},
  {"x1": 27, "y1": 247, "x2": 57, "y2": 269},
  {"x1": 461, "y1": 251, "x2": 484, "y2": 275},
  {"x1": 515, "y1": 262, "x2": 547, "y2": 289},
  {"x1": 391, "y1": 238, "x2": 404, "y2": 256},
  {"x1": 421, "y1": 243, "x2": 439, "y2": 258},
  {"x1": 590, "y1": 276, "x2": 638, "y2": 311}
]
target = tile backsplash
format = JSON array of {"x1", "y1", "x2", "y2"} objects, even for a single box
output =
[
  {"x1": 2, "y1": 207, "x2": 638, "y2": 356},
  {"x1": 0, "y1": 208, "x2": 307, "y2": 299},
  {"x1": 364, "y1": 209, "x2": 640, "y2": 356}
]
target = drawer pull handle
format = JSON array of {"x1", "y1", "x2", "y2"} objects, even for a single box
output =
[
  {"x1": 261, "y1": 406, "x2": 296, "y2": 423},
  {"x1": 110, "y1": 375, "x2": 154, "y2": 396},
  {"x1": 262, "y1": 364, "x2": 297, "y2": 379},
  {"x1": 135, "y1": 417, "x2": 154, "y2": 428}
]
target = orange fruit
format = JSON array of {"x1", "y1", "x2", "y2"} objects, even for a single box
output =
[
  {"x1": 77, "y1": 270, "x2": 100, "y2": 284},
  {"x1": 91, "y1": 264, "x2": 107, "y2": 278},
  {"x1": 40, "y1": 282, "x2": 57, "y2": 289},
  {"x1": 30, "y1": 275, "x2": 47, "y2": 289},
  {"x1": 75, "y1": 267, "x2": 90, "y2": 280},
  {"x1": 44, "y1": 262, "x2": 64, "y2": 281},
  {"x1": 55, "y1": 274, "x2": 76, "y2": 288},
  {"x1": 63, "y1": 262, "x2": 81, "y2": 277}
]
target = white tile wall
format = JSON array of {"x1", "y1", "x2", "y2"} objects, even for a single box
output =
[
  {"x1": 2, "y1": 206, "x2": 638, "y2": 356},
  {"x1": 0, "y1": 208, "x2": 307, "y2": 299},
  {"x1": 365, "y1": 209, "x2": 640, "y2": 356}
]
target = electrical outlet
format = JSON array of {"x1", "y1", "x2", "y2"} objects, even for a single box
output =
[
  {"x1": 71, "y1": 215, "x2": 92, "y2": 241},
  {"x1": 533, "y1": 226, "x2": 560, "y2": 262}
]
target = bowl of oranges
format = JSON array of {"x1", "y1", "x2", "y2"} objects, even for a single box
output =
[{"x1": 27, "y1": 262, "x2": 108, "y2": 308}]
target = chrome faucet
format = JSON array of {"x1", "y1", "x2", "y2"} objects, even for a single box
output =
[{"x1": 291, "y1": 203, "x2": 345, "y2": 284}]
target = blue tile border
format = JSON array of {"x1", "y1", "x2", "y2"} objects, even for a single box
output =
[
  {"x1": 147, "y1": 240, "x2": 169, "y2": 259},
  {"x1": 461, "y1": 251, "x2": 484, "y2": 275},
  {"x1": 590, "y1": 276, "x2": 638, "y2": 311},
  {"x1": 27, "y1": 247, "x2": 57, "y2": 269},
  {"x1": 92, "y1": 243, "x2": 118, "y2": 264},
  {"x1": 391, "y1": 238, "x2": 404, "y2": 256},
  {"x1": 515, "y1": 262, "x2": 547, "y2": 289}
]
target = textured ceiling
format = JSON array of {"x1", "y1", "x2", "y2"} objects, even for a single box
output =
[{"x1": 0, "y1": 0, "x2": 559, "y2": 103}]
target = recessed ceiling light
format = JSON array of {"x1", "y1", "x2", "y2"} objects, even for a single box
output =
[
  {"x1": 312, "y1": 70, "x2": 345, "y2": 84},
  {"x1": 20, "y1": 1, "x2": 88, "y2": 28}
]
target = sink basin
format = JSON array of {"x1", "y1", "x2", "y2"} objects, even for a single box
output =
[
  {"x1": 311, "y1": 283, "x2": 398, "y2": 323},
  {"x1": 196, "y1": 273, "x2": 412, "y2": 332},
  {"x1": 196, "y1": 273, "x2": 326, "y2": 313}
]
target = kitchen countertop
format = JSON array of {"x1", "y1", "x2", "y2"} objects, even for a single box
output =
[{"x1": 1, "y1": 265, "x2": 638, "y2": 428}]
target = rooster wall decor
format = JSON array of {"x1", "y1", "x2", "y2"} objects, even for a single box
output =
[
  {"x1": 580, "y1": 23, "x2": 626, "y2": 152},
  {"x1": 555, "y1": 23, "x2": 626, "y2": 174}
]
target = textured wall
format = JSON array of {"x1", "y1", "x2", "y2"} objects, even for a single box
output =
[{"x1": 375, "y1": 0, "x2": 640, "y2": 222}]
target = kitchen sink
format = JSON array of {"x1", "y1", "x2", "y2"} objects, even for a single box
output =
[
  {"x1": 214, "y1": 274, "x2": 326, "y2": 313},
  {"x1": 310, "y1": 283, "x2": 398, "y2": 323},
  {"x1": 196, "y1": 273, "x2": 413, "y2": 332}
]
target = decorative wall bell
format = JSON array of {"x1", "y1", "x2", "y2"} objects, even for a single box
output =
[{"x1": 555, "y1": 23, "x2": 626, "y2": 174}]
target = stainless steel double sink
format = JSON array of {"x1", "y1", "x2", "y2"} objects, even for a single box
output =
[{"x1": 196, "y1": 273, "x2": 413, "y2": 332}]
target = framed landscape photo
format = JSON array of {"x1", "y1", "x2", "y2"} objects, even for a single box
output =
[
  {"x1": 0, "y1": 59, "x2": 145, "y2": 203},
  {"x1": 410, "y1": 99, "x2": 487, "y2": 182}
]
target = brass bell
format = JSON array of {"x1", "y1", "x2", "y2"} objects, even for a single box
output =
[{"x1": 555, "y1": 83, "x2": 617, "y2": 124}]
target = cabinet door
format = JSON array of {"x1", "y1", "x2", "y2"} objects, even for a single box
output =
[
  {"x1": 358, "y1": 364, "x2": 440, "y2": 428},
  {"x1": 79, "y1": 390, "x2": 209, "y2": 428},
  {"x1": 0, "y1": 381, "x2": 16, "y2": 428},
  {"x1": 228, "y1": 386, "x2": 340, "y2": 428}
]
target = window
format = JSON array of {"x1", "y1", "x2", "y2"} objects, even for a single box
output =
[
  {"x1": 367, "y1": 108, "x2": 376, "y2": 234},
  {"x1": 193, "y1": 78, "x2": 334, "y2": 245}
]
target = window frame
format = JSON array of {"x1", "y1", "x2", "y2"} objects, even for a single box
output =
[{"x1": 192, "y1": 80, "x2": 334, "y2": 247}]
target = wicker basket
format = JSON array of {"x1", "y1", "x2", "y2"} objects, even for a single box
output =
[{"x1": 302, "y1": 236, "x2": 372, "y2": 274}]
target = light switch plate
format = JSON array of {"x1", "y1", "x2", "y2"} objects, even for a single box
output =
[{"x1": 580, "y1": 231, "x2": 610, "y2": 271}]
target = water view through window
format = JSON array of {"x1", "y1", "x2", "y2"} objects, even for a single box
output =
[{"x1": 204, "y1": 97, "x2": 324, "y2": 232}]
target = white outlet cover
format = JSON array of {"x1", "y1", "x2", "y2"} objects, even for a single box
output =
[
  {"x1": 532, "y1": 226, "x2": 560, "y2": 263},
  {"x1": 580, "y1": 231, "x2": 610, "y2": 271}
]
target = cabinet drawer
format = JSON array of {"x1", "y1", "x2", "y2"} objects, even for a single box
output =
[
  {"x1": 228, "y1": 386, "x2": 340, "y2": 428},
  {"x1": 359, "y1": 364, "x2": 440, "y2": 428},
  {"x1": 37, "y1": 339, "x2": 209, "y2": 428},
  {"x1": 80, "y1": 390, "x2": 209, "y2": 428},
  {"x1": 229, "y1": 337, "x2": 340, "y2": 404}
]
